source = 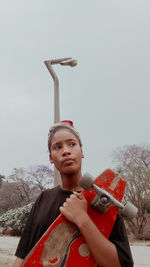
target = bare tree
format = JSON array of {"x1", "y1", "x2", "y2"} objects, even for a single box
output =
[
  {"x1": 0, "y1": 174, "x2": 5, "y2": 189},
  {"x1": 0, "y1": 166, "x2": 54, "y2": 215},
  {"x1": 8, "y1": 168, "x2": 32, "y2": 204},
  {"x1": 0, "y1": 182, "x2": 27, "y2": 214},
  {"x1": 27, "y1": 165, "x2": 54, "y2": 192},
  {"x1": 0, "y1": 165, "x2": 54, "y2": 235},
  {"x1": 112, "y1": 144, "x2": 150, "y2": 236}
]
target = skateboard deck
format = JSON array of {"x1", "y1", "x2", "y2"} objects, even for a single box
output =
[{"x1": 21, "y1": 169, "x2": 126, "y2": 267}]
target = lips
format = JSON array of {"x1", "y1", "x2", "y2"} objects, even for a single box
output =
[{"x1": 62, "y1": 158, "x2": 74, "y2": 165}]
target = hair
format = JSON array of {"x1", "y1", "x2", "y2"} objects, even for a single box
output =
[{"x1": 48, "y1": 122, "x2": 82, "y2": 154}]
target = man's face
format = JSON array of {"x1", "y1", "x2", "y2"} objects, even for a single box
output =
[{"x1": 50, "y1": 129, "x2": 84, "y2": 175}]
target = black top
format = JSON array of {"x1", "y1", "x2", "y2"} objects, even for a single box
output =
[{"x1": 15, "y1": 186, "x2": 133, "y2": 267}]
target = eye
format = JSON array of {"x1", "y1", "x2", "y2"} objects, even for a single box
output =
[
  {"x1": 70, "y1": 142, "x2": 76, "y2": 147},
  {"x1": 55, "y1": 145, "x2": 61, "y2": 150}
]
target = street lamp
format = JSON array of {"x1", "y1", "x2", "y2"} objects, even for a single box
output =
[{"x1": 44, "y1": 57, "x2": 77, "y2": 186}]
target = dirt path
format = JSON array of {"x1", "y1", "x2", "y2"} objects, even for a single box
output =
[
  {"x1": 0, "y1": 236, "x2": 19, "y2": 267},
  {"x1": 0, "y1": 236, "x2": 149, "y2": 267},
  {"x1": 130, "y1": 245, "x2": 150, "y2": 267}
]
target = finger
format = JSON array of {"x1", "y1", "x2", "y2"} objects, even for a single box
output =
[
  {"x1": 78, "y1": 194, "x2": 85, "y2": 200},
  {"x1": 73, "y1": 192, "x2": 85, "y2": 200},
  {"x1": 70, "y1": 194, "x2": 77, "y2": 199},
  {"x1": 59, "y1": 206, "x2": 64, "y2": 212},
  {"x1": 63, "y1": 202, "x2": 68, "y2": 207},
  {"x1": 66, "y1": 197, "x2": 71, "y2": 202}
]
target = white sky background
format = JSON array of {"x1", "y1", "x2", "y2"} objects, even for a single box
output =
[{"x1": 0, "y1": 0, "x2": 150, "y2": 178}]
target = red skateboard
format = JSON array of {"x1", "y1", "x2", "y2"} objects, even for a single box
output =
[{"x1": 21, "y1": 169, "x2": 136, "y2": 267}]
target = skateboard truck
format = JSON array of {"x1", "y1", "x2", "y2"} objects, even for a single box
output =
[{"x1": 79, "y1": 173, "x2": 138, "y2": 219}]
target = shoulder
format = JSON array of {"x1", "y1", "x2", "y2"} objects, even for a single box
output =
[
  {"x1": 35, "y1": 186, "x2": 61, "y2": 205},
  {"x1": 38, "y1": 186, "x2": 73, "y2": 200},
  {"x1": 110, "y1": 215, "x2": 127, "y2": 240},
  {"x1": 41, "y1": 186, "x2": 61, "y2": 197}
]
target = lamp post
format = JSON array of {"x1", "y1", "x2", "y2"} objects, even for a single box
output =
[{"x1": 44, "y1": 58, "x2": 77, "y2": 186}]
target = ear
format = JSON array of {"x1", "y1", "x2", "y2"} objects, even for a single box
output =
[
  {"x1": 81, "y1": 149, "x2": 84, "y2": 159},
  {"x1": 49, "y1": 154, "x2": 54, "y2": 164}
]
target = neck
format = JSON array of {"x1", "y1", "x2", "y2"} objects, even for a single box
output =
[{"x1": 61, "y1": 171, "x2": 83, "y2": 191}]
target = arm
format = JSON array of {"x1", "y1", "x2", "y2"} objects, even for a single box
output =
[
  {"x1": 12, "y1": 257, "x2": 23, "y2": 267},
  {"x1": 109, "y1": 215, "x2": 134, "y2": 267},
  {"x1": 13, "y1": 194, "x2": 43, "y2": 264},
  {"x1": 60, "y1": 193, "x2": 121, "y2": 267}
]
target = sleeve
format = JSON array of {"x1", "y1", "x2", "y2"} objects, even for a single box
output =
[
  {"x1": 109, "y1": 215, "x2": 134, "y2": 267},
  {"x1": 15, "y1": 193, "x2": 43, "y2": 259}
]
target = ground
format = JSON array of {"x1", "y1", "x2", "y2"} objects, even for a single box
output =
[
  {"x1": 0, "y1": 236, "x2": 19, "y2": 267},
  {"x1": 0, "y1": 236, "x2": 149, "y2": 267}
]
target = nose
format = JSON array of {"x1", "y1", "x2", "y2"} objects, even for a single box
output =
[{"x1": 62, "y1": 144, "x2": 71, "y2": 156}]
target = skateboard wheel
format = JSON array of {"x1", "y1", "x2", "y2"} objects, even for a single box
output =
[
  {"x1": 79, "y1": 173, "x2": 95, "y2": 190},
  {"x1": 120, "y1": 201, "x2": 138, "y2": 219}
]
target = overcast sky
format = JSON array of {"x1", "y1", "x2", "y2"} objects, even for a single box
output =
[{"x1": 0, "y1": 0, "x2": 150, "y2": 178}]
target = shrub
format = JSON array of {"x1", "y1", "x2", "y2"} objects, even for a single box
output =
[
  {"x1": 135, "y1": 232, "x2": 150, "y2": 240},
  {"x1": 0, "y1": 202, "x2": 33, "y2": 234}
]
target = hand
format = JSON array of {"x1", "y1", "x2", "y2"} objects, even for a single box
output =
[{"x1": 59, "y1": 192, "x2": 88, "y2": 226}]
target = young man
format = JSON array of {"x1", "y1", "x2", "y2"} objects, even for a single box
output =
[{"x1": 13, "y1": 121, "x2": 133, "y2": 267}]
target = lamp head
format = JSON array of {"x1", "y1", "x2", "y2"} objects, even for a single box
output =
[{"x1": 60, "y1": 59, "x2": 77, "y2": 67}]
